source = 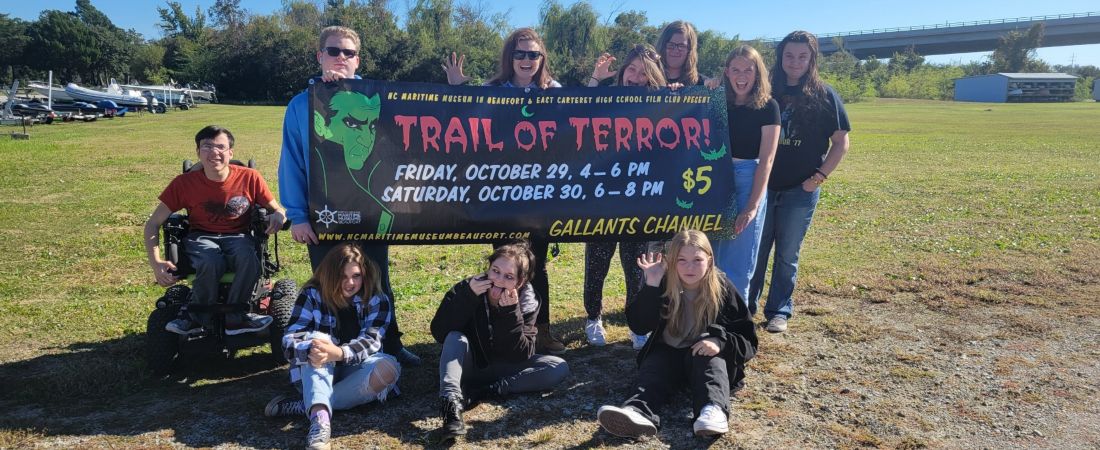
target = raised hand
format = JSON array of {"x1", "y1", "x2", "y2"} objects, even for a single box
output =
[
  {"x1": 441, "y1": 52, "x2": 472, "y2": 86},
  {"x1": 636, "y1": 252, "x2": 666, "y2": 287},
  {"x1": 590, "y1": 53, "x2": 617, "y2": 85},
  {"x1": 468, "y1": 273, "x2": 492, "y2": 296}
]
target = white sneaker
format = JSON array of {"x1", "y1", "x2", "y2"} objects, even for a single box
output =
[
  {"x1": 597, "y1": 405, "x2": 657, "y2": 438},
  {"x1": 629, "y1": 331, "x2": 649, "y2": 350},
  {"x1": 585, "y1": 319, "x2": 607, "y2": 346},
  {"x1": 693, "y1": 403, "x2": 729, "y2": 436}
]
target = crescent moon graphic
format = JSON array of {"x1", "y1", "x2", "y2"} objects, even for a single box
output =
[{"x1": 521, "y1": 105, "x2": 533, "y2": 118}]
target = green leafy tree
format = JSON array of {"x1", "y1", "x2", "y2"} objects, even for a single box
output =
[
  {"x1": 0, "y1": 14, "x2": 30, "y2": 85},
  {"x1": 539, "y1": 0, "x2": 600, "y2": 86},
  {"x1": 990, "y1": 23, "x2": 1047, "y2": 73},
  {"x1": 25, "y1": 10, "x2": 99, "y2": 82}
]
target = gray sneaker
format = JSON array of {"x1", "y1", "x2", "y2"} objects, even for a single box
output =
[
  {"x1": 306, "y1": 414, "x2": 331, "y2": 450},
  {"x1": 165, "y1": 318, "x2": 202, "y2": 335},
  {"x1": 264, "y1": 394, "x2": 305, "y2": 417},
  {"x1": 765, "y1": 316, "x2": 788, "y2": 333},
  {"x1": 225, "y1": 313, "x2": 273, "y2": 336}
]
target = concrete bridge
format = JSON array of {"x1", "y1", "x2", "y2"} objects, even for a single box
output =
[{"x1": 769, "y1": 12, "x2": 1100, "y2": 59}]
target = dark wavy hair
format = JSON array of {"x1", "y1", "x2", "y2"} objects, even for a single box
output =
[{"x1": 771, "y1": 31, "x2": 830, "y2": 128}]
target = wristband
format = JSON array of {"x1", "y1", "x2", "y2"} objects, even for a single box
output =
[
  {"x1": 814, "y1": 169, "x2": 828, "y2": 179},
  {"x1": 590, "y1": 76, "x2": 600, "y2": 83}
]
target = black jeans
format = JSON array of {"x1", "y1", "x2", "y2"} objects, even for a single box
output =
[
  {"x1": 623, "y1": 340, "x2": 730, "y2": 428},
  {"x1": 308, "y1": 241, "x2": 404, "y2": 352}
]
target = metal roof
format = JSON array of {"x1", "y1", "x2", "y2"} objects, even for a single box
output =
[{"x1": 996, "y1": 73, "x2": 1080, "y2": 79}]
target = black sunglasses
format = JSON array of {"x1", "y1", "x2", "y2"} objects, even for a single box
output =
[
  {"x1": 323, "y1": 46, "x2": 358, "y2": 58},
  {"x1": 512, "y1": 50, "x2": 543, "y2": 61}
]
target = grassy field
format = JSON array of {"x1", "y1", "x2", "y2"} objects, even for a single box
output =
[{"x1": 0, "y1": 99, "x2": 1098, "y2": 449}]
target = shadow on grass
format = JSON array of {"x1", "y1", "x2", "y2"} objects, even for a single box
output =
[{"x1": 0, "y1": 313, "x2": 725, "y2": 448}]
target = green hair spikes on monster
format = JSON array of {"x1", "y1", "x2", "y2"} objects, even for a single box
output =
[{"x1": 314, "y1": 90, "x2": 393, "y2": 234}]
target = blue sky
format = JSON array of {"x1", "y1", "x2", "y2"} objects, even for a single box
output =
[{"x1": 7, "y1": 0, "x2": 1100, "y2": 66}]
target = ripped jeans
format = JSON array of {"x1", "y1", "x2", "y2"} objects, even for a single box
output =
[{"x1": 299, "y1": 350, "x2": 401, "y2": 416}]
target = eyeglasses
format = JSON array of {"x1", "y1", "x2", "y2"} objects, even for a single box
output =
[
  {"x1": 512, "y1": 50, "x2": 544, "y2": 61},
  {"x1": 199, "y1": 143, "x2": 230, "y2": 153},
  {"x1": 665, "y1": 42, "x2": 689, "y2": 52},
  {"x1": 323, "y1": 47, "x2": 358, "y2": 58}
]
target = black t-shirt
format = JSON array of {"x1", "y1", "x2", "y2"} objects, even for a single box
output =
[
  {"x1": 335, "y1": 303, "x2": 360, "y2": 344},
  {"x1": 726, "y1": 97, "x2": 781, "y2": 160},
  {"x1": 666, "y1": 75, "x2": 707, "y2": 86},
  {"x1": 770, "y1": 84, "x2": 851, "y2": 190}
]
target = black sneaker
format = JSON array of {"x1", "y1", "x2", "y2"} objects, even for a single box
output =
[
  {"x1": 463, "y1": 379, "x2": 503, "y2": 411},
  {"x1": 225, "y1": 313, "x2": 273, "y2": 336},
  {"x1": 396, "y1": 347, "x2": 422, "y2": 367},
  {"x1": 440, "y1": 395, "x2": 466, "y2": 439},
  {"x1": 264, "y1": 394, "x2": 306, "y2": 417}
]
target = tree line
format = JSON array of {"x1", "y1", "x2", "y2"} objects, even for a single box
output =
[{"x1": 1, "y1": 0, "x2": 1096, "y2": 103}]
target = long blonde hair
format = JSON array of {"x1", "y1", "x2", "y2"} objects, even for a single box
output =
[
  {"x1": 722, "y1": 44, "x2": 772, "y2": 110},
  {"x1": 616, "y1": 43, "x2": 667, "y2": 88},
  {"x1": 662, "y1": 230, "x2": 725, "y2": 338},
  {"x1": 303, "y1": 243, "x2": 381, "y2": 311}
]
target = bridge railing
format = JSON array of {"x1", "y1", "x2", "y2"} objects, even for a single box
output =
[{"x1": 764, "y1": 11, "x2": 1099, "y2": 42}]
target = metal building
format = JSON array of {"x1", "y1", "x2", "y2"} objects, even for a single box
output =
[
  {"x1": 954, "y1": 73, "x2": 1078, "y2": 102},
  {"x1": 1094, "y1": 78, "x2": 1099, "y2": 101}
]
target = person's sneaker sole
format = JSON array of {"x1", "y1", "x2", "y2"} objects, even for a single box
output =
[
  {"x1": 693, "y1": 423, "x2": 729, "y2": 437},
  {"x1": 264, "y1": 394, "x2": 289, "y2": 417},
  {"x1": 597, "y1": 406, "x2": 657, "y2": 438}
]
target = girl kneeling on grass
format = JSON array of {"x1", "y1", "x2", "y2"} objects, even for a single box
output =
[
  {"x1": 597, "y1": 230, "x2": 758, "y2": 439},
  {"x1": 264, "y1": 243, "x2": 401, "y2": 450},
  {"x1": 431, "y1": 241, "x2": 570, "y2": 439}
]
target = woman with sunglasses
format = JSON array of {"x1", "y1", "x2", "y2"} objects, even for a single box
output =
[
  {"x1": 750, "y1": 31, "x2": 850, "y2": 333},
  {"x1": 656, "y1": 21, "x2": 706, "y2": 86},
  {"x1": 708, "y1": 45, "x2": 780, "y2": 313},
  {"x1": 581, "y1": 44, "x2": 670, "y2": 350},
  {"x1": 442, "y1": 28, "x2": 565, "y2": 355}
]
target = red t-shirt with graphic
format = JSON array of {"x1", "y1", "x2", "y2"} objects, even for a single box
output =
[{"x1": 159, "y1": 166, "x2": 275, "y2": 233}]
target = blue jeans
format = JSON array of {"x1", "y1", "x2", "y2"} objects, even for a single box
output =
[
  {"x1": 748, "y1": 185, "x2": 820, "y2": 319},
  {"x1": 714, "y1": 159, "x2": 766, "y2": 305},
  {"x1": 300, "y1": 351, "x2": 400, "y2": 416}
]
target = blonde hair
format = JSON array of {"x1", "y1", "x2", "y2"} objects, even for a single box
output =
[
  {"x1": 304, "y1": 243, "x2": 380, "y2": 312},
  {"x1": 319, "y1": 26, "x2": 361, "y2": 51},
  {"x1": 616, "y1": 43, "x2": 667, "y2": 88},
  {"x1": 662, "y1": 230, "x2": 725, "y2": 339},
  {"x1": 656, "y1": 20, "x2": 699, "y2": 85},
  {"x1": 722, "y1": 45, "x2": 772, "y2": 110}
]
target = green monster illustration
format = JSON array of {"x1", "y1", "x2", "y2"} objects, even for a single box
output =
[{"x1": 314, "y1": 91, "x2": 394, "y2": 234}]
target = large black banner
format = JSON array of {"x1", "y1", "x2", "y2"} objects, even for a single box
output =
[{"x1": 308, "y1": 79, "x2": 734, "y2": 244}]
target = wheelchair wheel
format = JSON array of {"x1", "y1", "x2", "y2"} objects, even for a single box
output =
[
  {"x1": 146, "y1": 304, "x2": 182, "y2": 376},
  {"x1": 268, "y1": 279, "x2": 298, "y2": 365}
]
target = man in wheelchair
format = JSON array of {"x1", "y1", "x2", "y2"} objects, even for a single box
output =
[{"x1": 143, "y1": 125, "x2": 287, "y2": 336}]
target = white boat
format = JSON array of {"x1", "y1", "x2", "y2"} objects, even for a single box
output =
[
  {"x1": 28, "y1": 82, "x2": 76, "y2": 102},
  {"x1": 121, "y1": 83, "x2": 193, "y2": 104},
  {"x1": 65, "y1": 82, "x2": 147, "y2": 107}
]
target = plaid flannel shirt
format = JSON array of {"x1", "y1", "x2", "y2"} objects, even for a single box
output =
[{"x1": 281, "y1": 286, "x2": 391, "y2": 384}]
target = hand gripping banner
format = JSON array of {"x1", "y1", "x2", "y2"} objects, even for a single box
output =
[{"x1": 308, "y1": 79, "x2": 735, "y2": 244}]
